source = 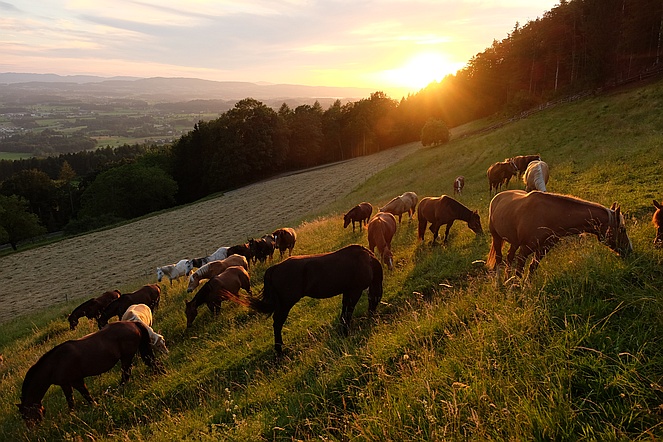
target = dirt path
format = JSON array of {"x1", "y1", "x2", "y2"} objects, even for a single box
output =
[{"x1": 0, "y1": 143, "x2": 421, "y2": 323}]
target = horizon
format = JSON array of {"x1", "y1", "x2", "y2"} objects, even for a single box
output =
[{"x1": 2, "y1": 1, "x2": 560, "y2": 98}]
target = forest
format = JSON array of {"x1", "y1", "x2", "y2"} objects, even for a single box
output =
[{"x1": 1, "y1": 0, "x2": 662, "y2": 248}]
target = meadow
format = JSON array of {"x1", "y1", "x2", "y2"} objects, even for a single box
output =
[{"x1": 1, "y1": 79, "x2": 663, "y2": 441}]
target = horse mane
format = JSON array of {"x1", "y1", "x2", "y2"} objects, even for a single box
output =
[{"x1": 441, "y1": 195, "x2": 473, "y2": 214}]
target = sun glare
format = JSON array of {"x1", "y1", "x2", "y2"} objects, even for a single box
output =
[{"x1": 382, "y1": 52, "x2": 464, "y2": 91}]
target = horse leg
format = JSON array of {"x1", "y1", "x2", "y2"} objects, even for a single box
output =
[
  {"x1": 505, "y1": 244, "x2": 518, "y2": 275},
  {"x1": 443, "y1": 221, "x2": 455, "y2": 244},
  {"x1": 514, "y1": 246, "x2": 533, "y2": 278},
  {"x1": 340, "y1": 291, "x2": 361, "y2": 335},
  {"x1": 430, "y1": 222, "x2": 442, "y2": 243},
  {"x1": 61, "y1": 384, "x2": 75, "y2": 409},
  {"x1": 120, "y1": 354, "x2": 135, "y2": 384},
  {"x1": 528, "y1": 239, "x2": 558, "y2": 276},
  {"x1": 272, "y1": 307, "x2": 291, "y2": 355},
  {"x1": 72, "y1": 379, "x2": 96, "y2": 405}
]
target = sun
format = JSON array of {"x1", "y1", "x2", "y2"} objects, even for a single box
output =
[{"x1": 382, "y1": 52, "x2": 464, "y2": 91}]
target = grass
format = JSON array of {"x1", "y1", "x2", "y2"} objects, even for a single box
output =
[{"x1": 2, "y1": 78, "x2": 663, "y2": 440}]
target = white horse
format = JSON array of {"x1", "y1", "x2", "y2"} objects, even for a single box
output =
[
  {"x1": 523, "y1": 160, "x2": 549, "y2": 192},
  {"x1": 156, "y1": 259, "x2": 193, "y2": 285},
  {"x1": 121, "y1": 304, "x2": 168, "y2": 354},
  {"x1": 188, "y1": 246, "x2": 229, "y2": 268}
]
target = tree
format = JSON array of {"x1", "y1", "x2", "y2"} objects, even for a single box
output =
[
  {"x1": 0, "y1": 195, "x2": 46, "y2": 250},
  {"x1": 420, "y1": 118, "x2": 450, "y2": 147}
]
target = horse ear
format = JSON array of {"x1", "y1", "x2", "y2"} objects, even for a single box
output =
[
  {"x1": 610, "y1": 202, "x2": 617, "y2": 210},
  {"x1": 654, "y1": 200, "x2": 663, "y2": 210}
]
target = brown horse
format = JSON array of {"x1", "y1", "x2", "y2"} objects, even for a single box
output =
[
  {"x1": 368, "y1": 212, "x2": 397, "y2": 270},
  {"x1": 185, "y1": 266, "x2": 252, "y2": 328},
  {"x1": 343, "y1": 202, "x2": 373, "y2": 231},
  {"x1": 97, "y1": 284, "x2": 161, "y2": 329},
  {"x1": 17, "y1": 321, "x2": 159, "y2": 426},
  {"x1": 240, "y1": 244, "x2": 383, "y2": 355},
  {"x1": 186, "y1": 254, "x2": 249, "y2": 293},
  {"x1": 653, "y1": 200, "x2": 663, "y2": 247},
  {"x1": 379, "y1": 192, "x2": 418, "y2": 222},
  {"x1": 453, "y1": 176, "x2": 465, "y2": 195},
  {"x1": 510, "y1": 154, "x2": 541, "y2": 179},
  {"x1": 487, "y1": 160, "x2": 518, "y2": 196},
  {"x1": 68, "y1": 290, "x2": 121, "y2": 330},
  {"x1": 417, "y1": 195, "x2": 483, "y2": 243},
  {"x1": 523, "y1": 160, "x2": 549, "y2": 192},
  {"x1": 273, "y1": 227, "x2": 297, "y2": 258},
  {"x1": 487, "y1": 190, "x2": 632, "y2": 279}
]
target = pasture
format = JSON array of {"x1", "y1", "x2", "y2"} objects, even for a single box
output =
[{"x1": 1, "y1": 78, "x2": 663, "y2": 440}]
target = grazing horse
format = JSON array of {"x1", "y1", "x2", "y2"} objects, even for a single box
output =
[
  {"x1": 510, "y1": 154, "x2": 541, "y2": 179},
  {"x1": 379, "y1": 192, "x2": 418, "y2": 222},
  {"x1": 121, "y1": 304, "x2": 168, "y2": 354},
  {"x1": 453, "y1": 176, "x2": 465, "y2": 195},
  {"x1": 249, "y1": 235, "x2": 276, "y2": 263},
  {"x1": 487, "y1": 190, "x2": 632, "y2": 280},
  {"x1": 227, "y1": 242, "x2": 252, "y2": 263},
  {"x1": 523, "y1": 160, "x2": 549, "y2": 192},
  {"x1": 417, "y1": 195, "x2": 483, "y2": 243},
  {"x1": 487, "y1": 160, "x2": 518, "y2": 196},
  {"x1": 240, "y1": 244, "x2": 383, "y2": 355},
  {"x1": 185, "y1": 266, "x2": 252, "y2": 328},
  {"x1": 68, "y1": 290, "x2": 120, "y2": 330},
  {"x1": 97, "y1": 284, "x2": 161, "y2": 329},
  {"x1": 368, "y1": 212, "x2": 397, "y2": 270},
  {"x1": 273, "y1": 227, "x2": 297, "y2": 258},
  {"x1": 156, "y1": 259, "x2": 193, "y2": 285},
  {"x1": 17, "y1": 321, "x2": 158, "y2": 426},
  {"x1": 344, "y1": 202, "x2": 373, "y2": 232},
  {"x1": 653, "y1": 200, "x2": 663, "y2": 247},
  {"x1": 187, "y1": 254, "x2": 249, "y2": 293},
  {"x1": 189, "y1": 246, "x2": 229, "y2": 268}
]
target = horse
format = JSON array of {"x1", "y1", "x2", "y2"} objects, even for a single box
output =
[
  {"x1": 509, "y1": 154, "x2": 541, "y2": 179},
  {"x1": 97, "y1": 284, "x2": 161, "y2": 329},
  {"x1": 68, "y1": 290, "x2": 120, "y2": 330},
  {"x1": 486, "y1": 190, "x2": 632, "y2": 280},
  {"x1": 653, "y1": 200, "x2": 663, "y2": 247},
  {"x1": 248, "y1": 235, "x2": 275, "y2": 263},
  {"x1": 417, "y1": 195, "x2": 483, "y2": 243},
  {"x1": 523, "y1": 160, "x2": 549, "y2": 192},
  {"x1": 185, "y1": 266, "x2": 252, "y2": 328},
  {"x1": 367, "y1": 212, "x2": 397, "y2": 270},
  {"x1": 17, "y1": 321, "x2": 159, "y2": 426},
  {"x1": 189, "y1": 246, "x2": 229, "y2": 268},
  {"x1": 186, "y1": 254, "x2": 249, "y2": 293},
  {"x1": 239, "y1": 244, "x2": 383, "y2": 355},
  {"x1": 453, "y1": 176, "x2": 465, "y2": 196},
  {"x1": 227, "y1": 242, "x2": 252, "y2": 263},
  {"x1": 121, "y1": 304, "x2": 168, "y2": 354},
  {"x1": 487, "y1": 160, "x2": 518, "y2": 196},
  {"x1": 272, "y1": 227, "x2": 297, "y2": 258},
  {"x1": 156, "y1": 259, "x2": 193, "y2": 285},
  {"x1": 379, "y1": 192, "x2": 418, "y2": 223},
  {"x1": 343, "y1": 202, "x2": 373, "y2": 232}
]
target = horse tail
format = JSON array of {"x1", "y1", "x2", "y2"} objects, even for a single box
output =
[
  {"x1": 486, "y1": 234, "x2": 502, "y2": 270},
  {"x1": 134, "y1": 321, "x2": 157, "y2": 369},
  {"x1": 368, "y1": 255, "x2": 384, "y2": 312},
  {"x1": 417, "y1": 214, "x2": 427, "y2": 241},
  {"x1": 246, "y1": 267, "x2": 277, "y2": 315}
]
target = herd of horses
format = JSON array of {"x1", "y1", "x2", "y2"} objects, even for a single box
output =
[{"x1": 17, "y1": 152, "x2": 659, "y2": 427}]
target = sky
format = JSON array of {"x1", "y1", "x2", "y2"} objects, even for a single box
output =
[{"x1": 1, "y1": 0, "x2": 559, "y2": 97}]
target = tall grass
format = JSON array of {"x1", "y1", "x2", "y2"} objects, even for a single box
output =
[{"x1": 2, "y1": 79, "x2": 663, "y2": 440}]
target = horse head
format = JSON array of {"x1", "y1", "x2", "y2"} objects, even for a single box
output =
[
  {"x1": 343, "y1": 213, "x2": 351, "y2": 228},
  {"x1": 156, "y1": 267, "x2": 164, "y2": 282},
  {"x1": 605, "y1": 203, "x2": 632, "y2": 257},
  {"x1": 653, "y1": 200, "x2": 663, "y2": 247},
  {"x1": 468, "y1": 211, "x2": 483, "y2": 236},
  {"x1": 17, "y1": 402, "x2": 45, "y2": 426},
  {"x1": 152, "y1": 332, "x2": 169, "y2": 354},
  {"x1": 184, "y1": 300, "x2": 198, "y2": 328},
  {"x1": 383, "y1": 248, "x2": 394, "y2": 271},
  {"x1": 67, "y1": 315, "x2": 78, "y2": 330}
]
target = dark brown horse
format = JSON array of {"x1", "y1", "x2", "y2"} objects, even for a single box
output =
[
  {"x1": 487, "y1": 190, "x2": 632, "y2": 279},
  {"x1": 97, "y1": 284, "x2": 161, "y2": 329},
  {"x1": 368, "y1": 212, "x2": 397, "y2": 270},
  {"x1": 185, "y1": 266, "x2": 252, "y2": 328},
  {"x1": 653, "y1": 200, "x2": 663, "y2": 247},
  {"x1": 272, "y1": 227, "x2": 297, "y2": 258},
  {"x1": 68, "y1": 290, "x2": 120, "y2": 330},
  {"x1": 17, "y1": 321, "x2": 158, "y2": 426},
  {"x1": 509, "y1": 154, "x2": 541, "y2": 179},
  {"x1": 417, "y1": 195, "x2": 483, "y2": 243},
  {"x1": 241, "y1": 244, "x2": 383, "y2": 355},
  {"x1": 227, "y1": 242, "x2": 253, "y2": 263},
  {"x1": 487, "y1": 160, "x2": 518, "y2": 196},
  {"x1": 344, "y1": 202, "x2": 373, "y2": 232}
]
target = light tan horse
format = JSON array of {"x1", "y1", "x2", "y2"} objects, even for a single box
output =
[
  {"x1": 379, "y1": 192, "x2": 418, "y2": 222},
  {"x1": 367, "y1": 212, "x2": 397, "y2": 270},
  {"x1": 186, "y1": 254, "x2": 249, "y2": 293},
  {"x1": 487, "y1": 190, "x2": 632, "y2": 280},
  {"x1": 121, "y1": 304, "x2": 168, "y2": 354},
  {"x1": 523, "y1": 160, "x2": 549, "y2": 192}
]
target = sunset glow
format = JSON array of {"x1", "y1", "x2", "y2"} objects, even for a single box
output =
[{"x1": 381, "y1": 52, "x2": 466, "y2": 91}]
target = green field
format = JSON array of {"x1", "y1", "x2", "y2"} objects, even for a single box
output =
[
  {"x1": 0, "y1": 152, "x2": 34, "y2": 161},
  {"x1": 1, "y1": 79, "x2": 663, "y2": 440}
]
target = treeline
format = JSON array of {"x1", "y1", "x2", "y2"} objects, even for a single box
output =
[
  {"x1": 0, "y1": 129, "x2": 97, "y2": 155},
  {"x1": 2, "y1": 0, "x2": 662, "y2": 247}
]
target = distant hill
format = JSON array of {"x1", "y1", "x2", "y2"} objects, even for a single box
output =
[{"x1": 0, "y1": 73, "x2": 380, "y2": 103}]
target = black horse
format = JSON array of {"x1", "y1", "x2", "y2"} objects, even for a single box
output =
[{"x1": 97, "y1": 284, "x2": 160, "y2": 328}]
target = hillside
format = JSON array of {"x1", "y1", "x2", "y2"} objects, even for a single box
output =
[{"x1": 1, "y1": 78, "x2": 662, "y2": 440}]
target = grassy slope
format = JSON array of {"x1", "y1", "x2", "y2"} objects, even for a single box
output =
[{"x1": 2, "y1": 80, "x2": 663, "y2": 441}]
